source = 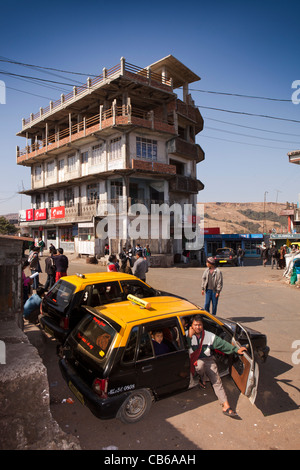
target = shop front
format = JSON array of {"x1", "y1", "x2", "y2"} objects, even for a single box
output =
[{"x1": 204, "y1": 233, "x2": 263, "y2": 258}]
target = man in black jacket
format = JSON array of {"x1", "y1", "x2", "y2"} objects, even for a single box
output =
[{"x1": 52, "y1": 248, "x2": 69, "y2": 282}]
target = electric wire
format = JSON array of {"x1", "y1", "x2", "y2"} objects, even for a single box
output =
[
  {"x1": 190, "y1": 88, "x2": 290, "y2": 102},
  {"x1": 2, "y1": 55, "x2": 300, "y2": 151}
]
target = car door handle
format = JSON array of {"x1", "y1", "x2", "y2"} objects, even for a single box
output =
[{"x1": 141, "y1": 365, "x2": 152, "y2": 373}]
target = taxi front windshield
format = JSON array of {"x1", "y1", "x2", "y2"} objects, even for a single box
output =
[{"x1": 73, "y1": 315, "x2": 117, "y2": 362}]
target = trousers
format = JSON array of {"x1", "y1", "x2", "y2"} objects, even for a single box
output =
[
  {"x1": 204, "y1": 289, "x2": 219, "y2": 315},
  {"x1": 195, "y1": 356, "x2": 228, "y2": 404}
]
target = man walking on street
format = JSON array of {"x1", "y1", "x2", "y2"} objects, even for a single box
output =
[
  {"x1": 132, "y1": 250, "x2": 148, "y2": 282},
  {"x1": 202, "y1": 257, "x2": 223, "y2": 315},
  {"x1": 44, "y1": 249, "x2": 57, "y2": 290}
]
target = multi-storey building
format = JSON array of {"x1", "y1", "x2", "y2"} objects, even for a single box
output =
[
  {"x1": 278, "y1": 150, "x2": 300, "y2": 236},
  {"x1": 17, "y1": 55, "x2": 204, "y2": 261}
]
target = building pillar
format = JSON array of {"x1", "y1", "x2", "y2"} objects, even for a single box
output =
[
  {"x1": 69, "y1": 113, "x2": 72, "y2": 142},
  {"x1": 183, "y1": 82, "x2": 189, "y2": 103}
]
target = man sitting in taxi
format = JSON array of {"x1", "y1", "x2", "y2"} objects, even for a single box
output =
[{"x1": 151, "y1": 330, "x2": 170, "y2": 356}]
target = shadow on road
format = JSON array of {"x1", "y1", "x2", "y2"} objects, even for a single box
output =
[{"x1": 255, "y1": 356, "x2": 300, "y2": 417}]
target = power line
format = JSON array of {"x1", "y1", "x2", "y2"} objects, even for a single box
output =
[
  {"x1": 5, "y1": 84, "x2": 54, "y2": 100},
  {"x1": 0, "y1": 70, "x2": 75, "y2": 87},
  {"x1": 205, "y1": 117, "x2": 300, "y2": 138},
  {"x1": 204, "y1": 126, "x2": 300, "y2": 145},
  {"x1": 191, "y1": 88, "x2": 290, "y2": 102},
  {"x1": 0, "y1": 56, "x2": 98, "y2": 77},
  {"x1": 198, "y1": 104, "x2": 300, "y2": 124},
  {"x1": 200, "y1": 134, "x2": 294, "y2": 150}
]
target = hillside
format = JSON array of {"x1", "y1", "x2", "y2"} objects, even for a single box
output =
[{"x1": 200, "y1": 202, "x2": 288, "y2": 234}]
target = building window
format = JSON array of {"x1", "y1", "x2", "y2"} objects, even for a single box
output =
[
  {"x1": 81, "y1": 151, "x2": 89, "y2": 164},
  {"x1": 109, "y1": 137, "x2": 122, "y2": 160},
  {"x1": 87, "y1": 183, "x2": 99, "y2": 203},
  {"x1": 78, "y1": 226, "x2": 94, "y2": 241},
  {"x1": 67, "y1": 154, "x2": 76, "y2": 172},
  {"x1": 47, "y1": 160, "x2": 55, "y2": 177},
  {"x1": 35, "y1": 165, "x2": 42, "y2": 181},
  {"x1": 111, "y1": 181, "x2": 123, "y2": 200},
  {"x1": 91, "y1": 144, "x2": 104, "y2": 165},
  {"x1": 64, "y1": 188, "x2": 74, "y2": 207},
  {"x1": 136, "y1": 137, "x2": 157, "y2": 161},
  {"x1": 35, "y1": 194, "x2": 41, "y2": 209},
  {"x1": 48, "y1": 192, "x2": 55, "y2": 208}
]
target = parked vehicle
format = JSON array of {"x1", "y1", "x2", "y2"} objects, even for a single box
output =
[
  {"x1": 59, "y1": 294, "x2": 269, "y2": 423},
  {"x1": 39, "y1": 272, "x2": 162, "y2": 343},
  {"x1": 214, "y1": 247, "x2": 238, "y2": 266}
]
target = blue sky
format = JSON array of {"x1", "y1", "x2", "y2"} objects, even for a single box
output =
[{"x1": 0, "y1": 0, "x2": 300, "y2": 214}]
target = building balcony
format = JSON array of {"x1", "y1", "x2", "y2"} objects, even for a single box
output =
[
  {"x1": 16, "y1": 104, "x2": 177, "y2": 166},
  {"x1": 19, "y1": 58, "x2": 173, "y2": 133},
  {"x1": 169, "y1": 175, "x2": 204, "y2": 194},
  {"x1": 176, "y1": 99, "x2": 204, "y2": 133},
  {"x1": 167, "y1": 137, "x2": 204, "y2": 162}
]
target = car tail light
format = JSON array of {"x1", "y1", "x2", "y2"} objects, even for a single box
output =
[
  {"x1": 229, "y1": 255, "x2": 232, "y2": 259},
  {"x1": 60, "y1": 317, "x2": 69, "y2": 330},
  {"x1": 93, "y1": 378, "x2": 108, "y2": 398}
]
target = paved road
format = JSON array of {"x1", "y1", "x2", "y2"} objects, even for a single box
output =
[{"x1": 27, "y1": 256, "x2": 300, "y2": 450}]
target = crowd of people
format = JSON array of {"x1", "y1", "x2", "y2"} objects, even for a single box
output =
[
  {"x1": 260, "y1": 242, "x2": 300, "y2": 285},
  {"x1": 22, "y1": 242, "x2": 69, "y2": 323},
  {"x1": 105, "y1": 243, "x2": 151, "y2": 283}
]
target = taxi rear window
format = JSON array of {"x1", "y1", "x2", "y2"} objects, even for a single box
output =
[
  {"x1": 46, "y1": 280, "x2": 75, "y2": 309},
  {"x1": 73, "y1": 315, "x2": 117, "y2": 362}
]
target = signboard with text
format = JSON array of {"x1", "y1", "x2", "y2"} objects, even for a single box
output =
[
  {"x1": 34, "y1": 209, "x2": 47, "y2": 221},
  {"x1": 50, "y1": 206, "x2": 65, "y2": 219},
  {"x1": 26, "y1": 209, "x2": 34, "y2": 221}
]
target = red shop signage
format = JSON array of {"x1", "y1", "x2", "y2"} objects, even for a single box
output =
[
  {"x1": 34, "y1": 208, "x2": 47, "y2": 221},
  {"x1": 26, "y1": 209, "x2": 34, "y2": 221},
  {"x1": 50, "y1": 206, "x2": 65, "y2": 219}
]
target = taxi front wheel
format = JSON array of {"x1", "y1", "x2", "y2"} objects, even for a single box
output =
[{"x1": 117, "y1": 389, "x2": 153, "y2": 424}]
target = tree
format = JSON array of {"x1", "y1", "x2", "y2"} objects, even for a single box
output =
[{"x1": 0, "y1": 216, "x2": 18, "y2": 235}]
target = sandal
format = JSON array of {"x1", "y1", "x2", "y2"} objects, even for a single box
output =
[{"x1": 223, "y1": 407, "x2": 241, "y2": 420}]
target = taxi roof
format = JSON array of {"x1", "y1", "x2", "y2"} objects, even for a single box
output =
[
  {"x1": 61, "y1": 272, "x2": 141, "y2": 289},
  {"x1": 88, "y1": 295, "x2": 202, "y2": 328}
]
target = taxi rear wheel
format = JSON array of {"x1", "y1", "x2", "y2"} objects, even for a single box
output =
[{"x1": 117, "y1": 389, "x2": 153, "y2": 423}]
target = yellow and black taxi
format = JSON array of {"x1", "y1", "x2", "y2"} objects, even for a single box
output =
[
  {"x1": 59, "y1": 294, "x2": 269, "y2": 423},
  {"x1": 39, "y1": 272, "x2": 167, "y2": 344}
]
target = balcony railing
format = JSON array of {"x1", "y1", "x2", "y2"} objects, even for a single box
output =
[
  {"x1": 21, "y1": 58, "x2": 173, "y2": 129},
  {"x1": 57, "y1": 198, "x2": 179, "y2": 220},
  {"x1": 17, "y1": 104, "x2": 176, "y2": 163}
]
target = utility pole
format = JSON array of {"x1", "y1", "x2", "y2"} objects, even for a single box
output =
[{"x1": 263, "y1": 191, "x2": 268, "y2": 234}]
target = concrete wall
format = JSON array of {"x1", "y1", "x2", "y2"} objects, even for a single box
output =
[
  {"x1": 0, "y1": 319, "x2": 80, "y2": 450},
  {"x1": 0, "y1": 236, "x2": 80, "y2": 450}
]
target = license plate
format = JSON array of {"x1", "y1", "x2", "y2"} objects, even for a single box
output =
[
  {"x1": 44, "y1": 325, "x2": 54, "y2": 336},
  {"x1": 219, "y1": 260, "x2": 227, "y2": 263},
  {"x1": 68, "y1": 380, "x2": 85, "y2": 405}
]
